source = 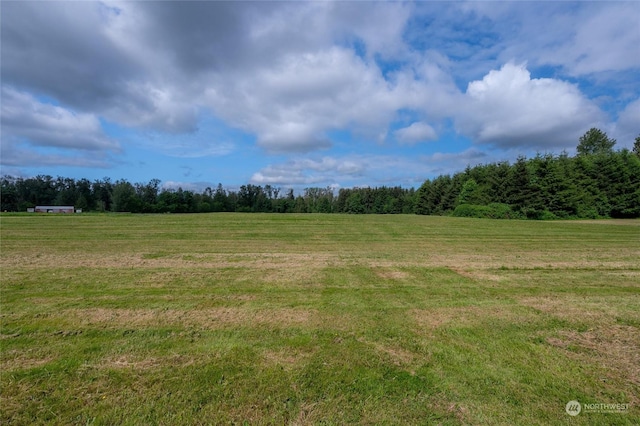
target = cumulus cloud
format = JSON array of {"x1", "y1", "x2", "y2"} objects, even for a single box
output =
[
  {"x1": 459, "y1": 2, "x2": 640, "y2": 77},
  {"x1": 535, "y1": 3, "x2": 640, "y2": 76},
  {"x1": 613, "y1": 98, "x2": 640, "y2": 148},
  {"x1": 456, "y1": 62, "x2": 605, "y2": 149},
  {"x1": 204, "y1": 45, "x2": 434, "y2": 153},
  {"x1": 102, "y1": 82, "x2": 200, "y2": 134},
  {"x1": 0, "y1": 86, "x2": 121, "y2": 170},
  {"x1": 98, "y1": 0, "x2": 419, "y2": 148},
  {"x1": 1, "y1": 1, "x2": 638, "y2": 187},
  {"x1": 251, "y1": 157, "x2": 365, "y2": 186},
  {"x1": 0, "y1": 148, "x2": 114, "y2": 169},
  {"x1": 1, "y1": 87, "x2": 119, "y2": 153},
  {"x1": 395, "y1": 122, "x2": 438, "y2": 144},
  {"x1": 2, "y1": 3, "x2": 137, "y2": 113},
  {"x1": 418, "y1": 148, "x2": 489, "y2": 177},
  {"x1": 162, "y1": 181, "x2": 213, "y2": 193},
  {"x1": 251, "y1": 154, "x2": 433, "y2": 188},
  {"x1": 139, "y1": 135, "x2": 235, "y2": 159},
  {"x1": 1, "y1": 1, "x2": 201, "y2": 134},
  {"x1": 330, "y1": 2, "x2": 412, "y2": 59},
  {"x1": 0, "y1": 1, "x2": 424, "y2": 156}
]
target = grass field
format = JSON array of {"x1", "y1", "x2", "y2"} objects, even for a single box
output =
[{"x1": 1, "y1": 213, "x2": 639, "y2": 425}]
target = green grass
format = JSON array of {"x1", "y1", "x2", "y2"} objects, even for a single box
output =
[{"x1": 1, "y1": 213, "x2": 639, "y2": 425}]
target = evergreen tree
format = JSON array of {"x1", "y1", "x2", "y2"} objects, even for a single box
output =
[
  {"x1": 414, "y1": 180, "x2": 433, "y2": 215},
  {"x1": 633, "y1": 135, "x2": 640, "y2": 158},
  {"x1": 506, "y1": 157, "x2": 532, "y2": 212},
  {"x1": 457, "y1": 179, "x2": 481, "y2": 205}
]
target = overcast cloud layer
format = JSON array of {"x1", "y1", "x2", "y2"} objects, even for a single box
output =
[{"x1": 1, "y1": 1, "x2": 638, "y2": 190}]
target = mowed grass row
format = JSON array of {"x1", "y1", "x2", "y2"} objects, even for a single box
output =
[{"x1": 1, "y1": 213, "x2": 639, "y2": 425}]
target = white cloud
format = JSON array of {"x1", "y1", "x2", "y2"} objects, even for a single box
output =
[
  {"x1": 1, "y1": 87, "x2": 119, "y2": 152},
  {"x1": 251, "y1": 156, "x2": 364, "y2": 186},
  {"x1": 132, "y1": 122, "x2": 236, "y2": 159},
  {"x1": 251, "y1": 170, "x2": 317, "y2": 186},
  {"x1": 460, "y1": 2, "x2": 640, "y2": 77},
  {"x1": 205, "y1": 46, "x2": 426, "y2": 153},
  {"x1": 103, "y1": 82, "x2": 200, "y2": 134},
  {"x1": 613, "y1": 98, "x2": 640, "y2": 148},
  {"x1": 161, "y1": 181, "x2": 213, "y2": 193},
  {"x1": 333, "y1": 2, "x2": 412, "y2": 59},
  {"x1": 0, "y1": 146, "x2": 115, "y2": 169},
  {"x1": 419, "y1": 148, "x2": 489, "y2": 176},
  {"x1": 395, "y1": 122, "x2": 438, "y2": 144},
  {"x1": 538, "y1": 3, "x2": 640, "y2": 76},
  {"x1": 251, "y1": 154, "x2": 432, "y2": 188},
  {"x1": 2, "y1": 1, "x2": 638, "y2": 187},
  {"x1": 141, "y1": 136, "x2": 235, "y2": 159},
  {"x1": 456, "y1": 62, "x2": 605, "y2": 149}
]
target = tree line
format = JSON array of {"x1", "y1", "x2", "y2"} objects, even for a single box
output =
[
  {"x1": 2, "y1": 129, "x2": 639, "y2": 218},
  {"x1": 0, "y1": 175, "x2": 417, "y2": 215},
  {"x1": 417, "y1": 129, "x2": 640, "y2": 219}
]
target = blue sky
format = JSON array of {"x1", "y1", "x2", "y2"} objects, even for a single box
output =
[{"x1": 1, "y1": 1, "x2": 639, "y2": 192}]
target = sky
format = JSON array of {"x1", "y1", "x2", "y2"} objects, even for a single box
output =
[{"x1": 1, "y1": 1, "x2": 639, "y2": 193}]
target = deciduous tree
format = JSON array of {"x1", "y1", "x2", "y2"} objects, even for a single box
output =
[{"x1": 577, "y1": 128, "x2": 616, "y2": 156}]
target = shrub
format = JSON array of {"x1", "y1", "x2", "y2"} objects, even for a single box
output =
[
  {"x1": 452, "y1": 204, "x2": 492, "y2": 218},
  {"x1": 486, "y1": 203, "x2": 520, "y2": 219},
  {"x1": 539, "y1": 210, "x2": 559, "y2": 220},
  {"x1": 453, "y1": 203, "x2": 522, "y2": 219}
]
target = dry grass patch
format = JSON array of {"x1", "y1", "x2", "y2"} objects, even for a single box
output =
[
  {"x1": 0, "y1": 252, "x2": 339, "y2": 271},
  {"x1": 70, "y1": 307, "x2": 317, "y2": 329},
  {"x1": 374, "y1": 268, "x2": 411, "y2": 280},
  {"x1": 357, "y1": 338, "x2": 419, "y2": 368},
  {"x1": 0, "y1": 253, "x2": 147, "y2": 269},
  {"x1": 7, "y1": 243, "x2": 626, "y2": 272},
  {"x1": 604, "y1": 270, "x2": 640, "y2": 278},
  {"x1": 101, "y1": 353, "x2": 196, "y2": 370},
  {"x1": 427, "y1": 400, "x2": 470, "y2": 424},
  {"x1": 571, "y1": 219, "x2": 640, "y2": 226},
  {"x1": 262, "y1": 348, "x2": 314, "y2": 369},
  {"x1": 448, "y1": 267, "x2": 503, "y2": 282},
  {"x1": 420, "y1": 253, "x2": 640, "y2": 271},
  {"x1": 547, "y1": 325, "x2": 640, "y2": 396},
  {"x1": 412, "y1": 305, "x2": 519, "y2": 331},
  {"x1": 290, "y1": 402, "x2": 321, "y2": 426},
  {"x1": 105, "y1": 355, "x2": 161, "y2": 370},
  {"x1": 1, "y1": 350, "x2": 55, "y2": 371},
  {"x1": 519, "y1": 296, "x2": 616, "y2": 324}
]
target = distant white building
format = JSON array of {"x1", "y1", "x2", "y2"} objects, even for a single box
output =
[{"x1": 33, "y1": 206, "x2": 75, "y2": 213}]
